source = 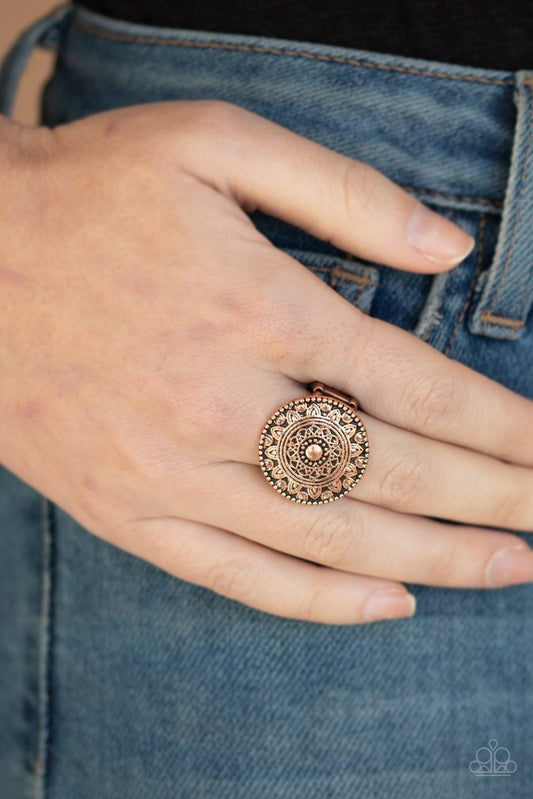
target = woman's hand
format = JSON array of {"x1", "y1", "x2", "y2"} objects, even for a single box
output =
[{"x1": 1, "y1": 100, "x2": 532, "y2": 625}]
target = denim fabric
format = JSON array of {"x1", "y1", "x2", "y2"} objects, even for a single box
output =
[{"x1": 1, "y1": 4, "x2": 532, "y2": 798}]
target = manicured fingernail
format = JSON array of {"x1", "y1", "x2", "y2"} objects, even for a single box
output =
[
  {"x1": 363, "y1": 589, "x2": 416, "y2": 622},
  {"x1": 407, "y1": 203, "x2": 475, "y2": 266},
  {"x1": 485, "y1": 543, "x2": 533, "y2": 587}
]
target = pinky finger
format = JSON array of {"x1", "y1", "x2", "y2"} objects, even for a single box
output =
[{"x1": 117, "y1": 515, "x2": 417, "y2": 625}]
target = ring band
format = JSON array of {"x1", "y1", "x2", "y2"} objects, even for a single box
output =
[{"x1": 258, "y1": 381, "x2": 369, "y2": 504}]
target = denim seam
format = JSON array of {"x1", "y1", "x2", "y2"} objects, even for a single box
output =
[
  {"x1": 420, "y1": 287, "x2": 446, "y2": 342},
  {"x1": 72, "y1": 18, "x2": 515, "y2": 87},
  {"x1": 444, "y1": 212, "x2": 486, "y2": 355},
  {"x1": 33, "y1": 497, "x2": 55, "y2": 797},
  {"x1": 481, "y1": 83, "x2": 533, "y2": 326},
  {"x1": 419, "y1": 208, "x2": 454, "y2": 342},
  {"x1": 517, "y1": 83, "x2": 533, "y2": 317}
]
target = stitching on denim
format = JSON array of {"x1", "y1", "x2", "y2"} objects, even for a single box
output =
[
  {"x1": 33, "y1": 497, "x2": 55, "y2": 794},
  {"x1": 516, "y1": 90, "x2": 533, "y2": 314},
  {"x1": 444, "y1": 212, "x2": 486, "y2": 355},
  {"x1": 72, "y1": 18, "x2": 515, "y2": 87},
  {"x1": 479, "y1": 311, "x2": 525, "y2": 329},
  {"x1": 399, "y1": 185, "x2": 502, "y2": 210},
  {"x1": 483, "y1": 83, "x2": 533, "y2": 325},
  {"x1": 326, "y1": 263, "x2": 377, "y2": 288}
]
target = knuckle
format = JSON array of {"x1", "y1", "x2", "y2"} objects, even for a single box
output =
[
  {"x1": 272, "y1": 286, "x2": 370, "y2": 378},
  {"x1": 301, "y1": 582, "x2": 331, "y2": 622},
  {"x1": 490, "y1": 479, "x2": 531, "y2": 530},
  {"x1": 377, "y1": 449, "x2": 428, "y2": 510},
  {"x1": 177, "y1": 99, "x2": 241, "y2": 147},
  {"x1": 260, "y1": 311, "x2": 311, "y2": 371},
  {"x1": 205, "y1": 556, "x2": 253, "y2": 599},
  {"x1": 429, "y1": 540, "x2": 459, "y2": 585},
  {"x1": 135, "y1": 99, "x2": 244, "y2": 172},
  {"x1": 407, "y1": 371, "x2": 460, "y2": 433},
  {"x1": 341, "y1": 159, "x2": 381, "y2": 219},
  {"x1": 301, "y1": 507, "x2": 354, "y2": 565},
  {"x1": 342, "y1": 314, "x2": 374, "y2": 387},
  {"x1": 254, "y1": 291, "x2": 318, "y2": 372},
  {"x1": 499, "y1": 412, "x2": 533, "y2": 464}
]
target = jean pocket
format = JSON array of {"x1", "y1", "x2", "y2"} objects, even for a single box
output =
[{"x1": 279, "y1": 247, "x2": 379, "y2": 314}]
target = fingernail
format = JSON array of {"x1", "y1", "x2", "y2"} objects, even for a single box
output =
[
  {"x1": 407, "y1": 203, "x2": 475, "y2": 266},
  {"x1": 485, "y1": 543, "x2": 533, "y2": 587},
  {"x1": 363, "y1": 589, "x2": 417, "y2": 622}
]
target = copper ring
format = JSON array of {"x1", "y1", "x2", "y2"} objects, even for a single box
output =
[{"x1": 258, "y1": 381, "x2": 369, "y2": 504}]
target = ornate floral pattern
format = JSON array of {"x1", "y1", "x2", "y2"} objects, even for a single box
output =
[{"x1": 259, "y1": 396, "x2": 368, "y2": 504}]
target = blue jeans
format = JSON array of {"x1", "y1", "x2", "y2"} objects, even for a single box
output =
[{"x1": 1, "y1": 4, "x2": 532, "y2": 797}]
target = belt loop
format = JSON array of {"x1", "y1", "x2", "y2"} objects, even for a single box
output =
[
  {"x1": 0, "y1": 2, "x2": 73, "y2": 118},
  {"x1": 470, "y1": 70, "x2": 533, "y2": 341}
]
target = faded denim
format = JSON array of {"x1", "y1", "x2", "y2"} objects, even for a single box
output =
[{"x1": 0, "y1": 3, "x2": 532, "y2": 797}]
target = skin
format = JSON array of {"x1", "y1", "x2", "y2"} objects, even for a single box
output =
[{"x1": 1, "y1": 100, "x2": 533, "y2": 626}]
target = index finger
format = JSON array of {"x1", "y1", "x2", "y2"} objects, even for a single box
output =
[{"x1": 172, "y1": 99, "x2": 474, "y2": 273}]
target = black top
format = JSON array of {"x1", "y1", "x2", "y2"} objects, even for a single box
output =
[{"x1": 80, "y1": 0, "x2": 533, "y2": 72}]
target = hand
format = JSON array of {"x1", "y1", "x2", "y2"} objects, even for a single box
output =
[{"x1": 1, "y1": 101, "x2": 532, "y2": 625}]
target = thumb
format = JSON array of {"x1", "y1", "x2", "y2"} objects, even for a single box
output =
[{"x1": 177, "y1": 100, "x2": 474, "y2": 273}]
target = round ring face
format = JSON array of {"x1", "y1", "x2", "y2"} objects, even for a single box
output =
[{"x1": 258, "y1": 395, "x2": 369, "y2": 504}]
